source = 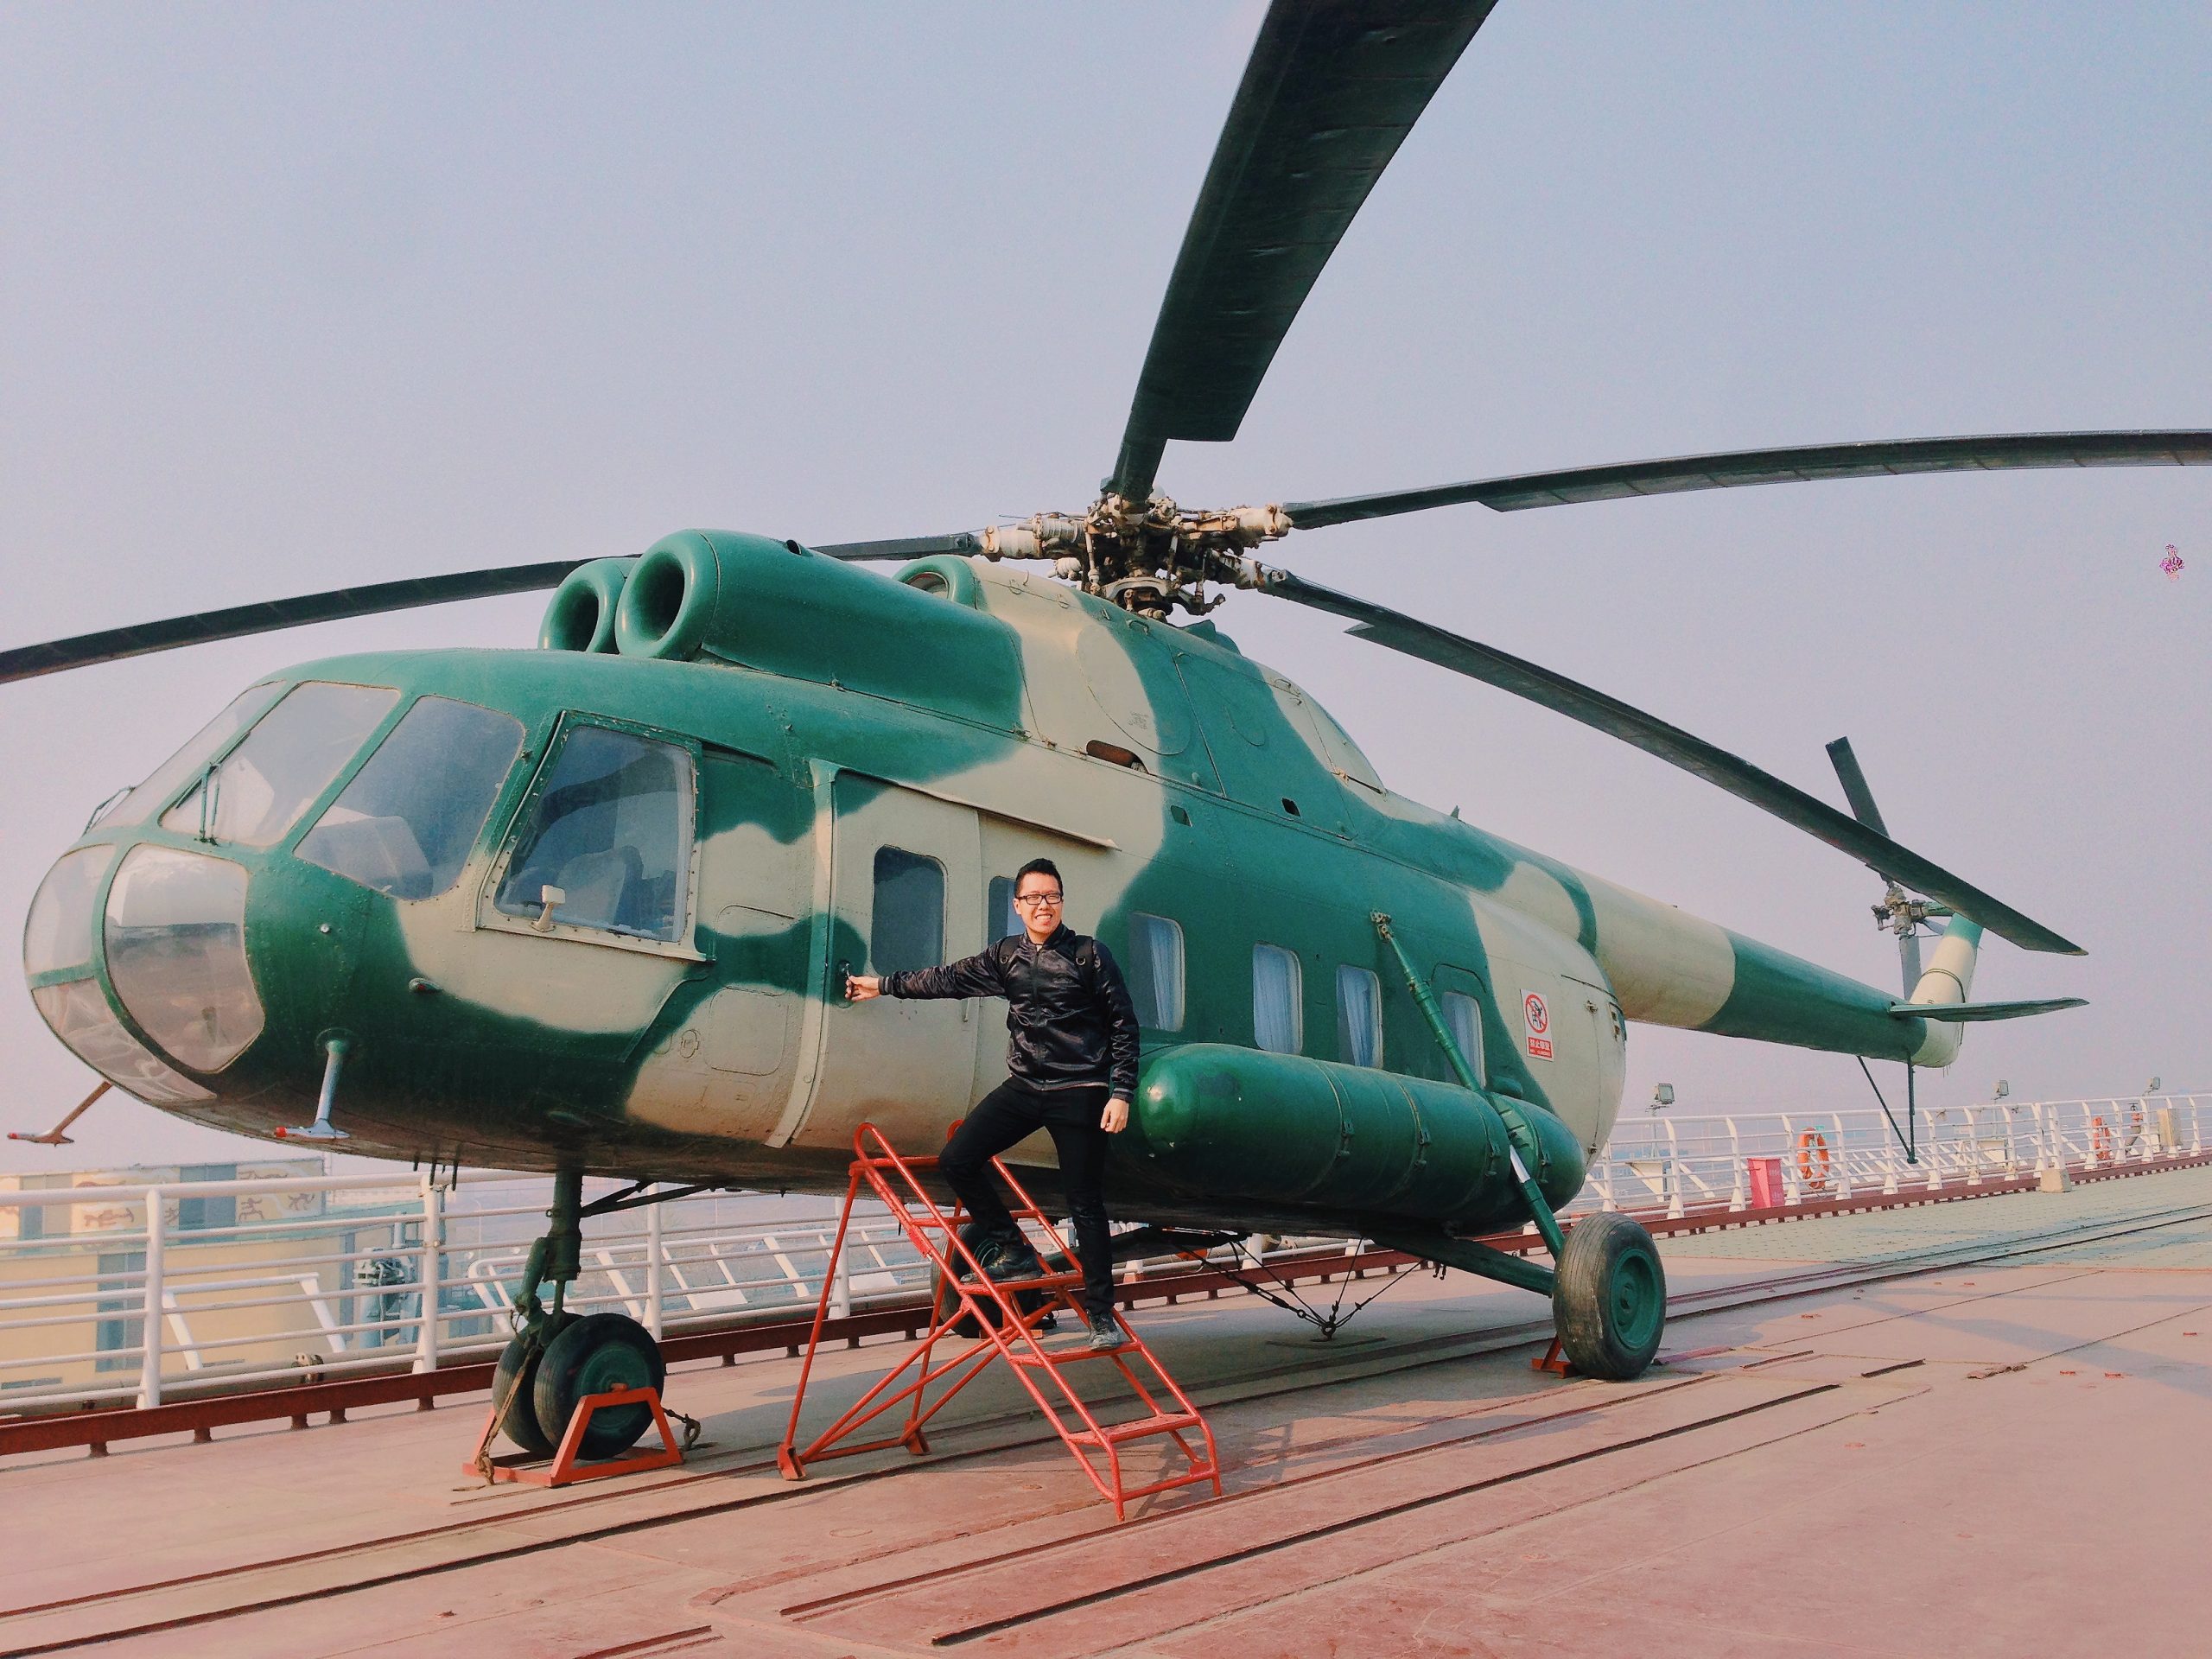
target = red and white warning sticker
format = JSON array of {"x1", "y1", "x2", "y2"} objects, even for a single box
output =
[{"x1": 1522, "y1": 990, "x2": 1553, "y2": 1061}]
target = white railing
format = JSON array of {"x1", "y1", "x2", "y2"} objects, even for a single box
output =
[
  {"x1": 1580, "y1": 1094, "x2": 2207, "y2": 1219},
  {"x1": 0, "y1": 1093, "x2": 2200, "y2": 1416}
]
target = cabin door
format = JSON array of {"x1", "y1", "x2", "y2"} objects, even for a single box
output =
[{"x1": 779, "y1": 772, "x2": 984, "y2": 1154}]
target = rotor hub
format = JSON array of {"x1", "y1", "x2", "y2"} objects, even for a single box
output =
[{"x1": 978, "y1": 494, "x2": 1291, "y2": 614}]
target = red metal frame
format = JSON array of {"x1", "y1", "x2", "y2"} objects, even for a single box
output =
[
  {"x1": 776, "y1": 1123, "x2": 1223, "y2": 1522},
  {"x1": 464, "y1": 1382, "x2": 684, "y2": 1487}
]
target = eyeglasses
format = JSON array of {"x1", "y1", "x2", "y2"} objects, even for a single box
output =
[{"x1": 1014, "y1": 892, "x2": 1063, "y2": 908}]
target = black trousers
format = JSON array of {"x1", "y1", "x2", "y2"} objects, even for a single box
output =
[{"x1": 938, "y1": 1077, "x2": 1115, "y2": 1319}]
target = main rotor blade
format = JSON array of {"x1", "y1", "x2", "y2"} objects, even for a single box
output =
[
  {"x1": 0, "y1": 561, "x2": 586, "y2": 686},
  {"x1": 1106, "y1": 0, "x2": 1497, "y2": 502},
  {"x1": 0, "y1": 530, "x2": 988, "y2": 684},
  {"x1": 1264, "y1": 569, "x2": 2085, "y2": 955},
  {"x1": 812, "y1": 531, "x2": 984, "y2": 563},
  {"x1": 1283, "y1": 429, "x2": 2212, "y2": 528},
  {"x1": 1824, "y1": 736, "x2": 1890, "y2": 837}
]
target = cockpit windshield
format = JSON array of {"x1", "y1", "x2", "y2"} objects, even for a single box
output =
[
  {"x1": 297, "y1": 696, "x2": 524, "y2": 899},
  {"x1": 92, "y1": 683, "x2": 285, "y2": 831},
  {"x1": 162, "y1": 682, "x2": 398, "y2": 848},
  {"x1": 493, "y1": 726, "x2": 694, "y2": 942}
]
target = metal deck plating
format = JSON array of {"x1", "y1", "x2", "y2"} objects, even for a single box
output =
[{"x1": 5, "y1": 1160, "x2": 2211, "y2": 1656}]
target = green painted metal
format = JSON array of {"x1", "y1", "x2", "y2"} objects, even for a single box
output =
[{"x1": 1372, "y1": 912, "x2": 1567, "y2": 1260}]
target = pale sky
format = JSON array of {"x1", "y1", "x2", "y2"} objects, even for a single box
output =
[{"x1": 4, "y1": 3, "x2": 2206, "y2": 1174}]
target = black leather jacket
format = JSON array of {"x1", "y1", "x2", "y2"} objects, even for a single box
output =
[{"x1": 884, "y1": 925, "x2": 1140, "y2": 1097}]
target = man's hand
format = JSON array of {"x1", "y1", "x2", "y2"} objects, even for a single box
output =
[
  {"x1": 846, "y1": 973, "x2": 883, "y2": 1001},
  {"x1": 1101, "y1": 1096, "x2": 1130, "y2": 1134}
]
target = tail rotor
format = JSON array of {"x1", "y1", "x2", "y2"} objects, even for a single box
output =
[{"x1": 1825, "y1": 737, "x2": 1953, "y2": 993}]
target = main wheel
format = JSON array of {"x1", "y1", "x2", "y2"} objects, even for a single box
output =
[
  {"x1": 1552, "y1": 1212, "x2": 1667, "y2": 1381},
  {"x1": 531, "y1": 1313, "x2": 667, "y2": 1459},
  {"x1": 491, "y1": 1312, "x2": 573, "y2": 1456}
]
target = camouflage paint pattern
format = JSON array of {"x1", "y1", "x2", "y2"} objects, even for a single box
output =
[{"x1": 22, "y1": 532, "x2": 1974, "y2": 1239}]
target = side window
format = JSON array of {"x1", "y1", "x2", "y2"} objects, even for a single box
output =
[
  {"x1": 493, "y1": 726, "x2": 695, "y2": 941},
  {"x1": 987, "y1": 874, "x2": 1019, "y2": 943},
  {"x1": 1253, "y1": 943, "x2": 1301, "y2": 1054},
  {"x1": 1440, "y1": 989, "x2": 1485, "y2": 1084},
  {"x1": 871, "y1": 847, "x2": 945, "y2": 975},
  {"x1": 1127, "y1": 912, "x2": 1185, "y2": 1031},
  {"x1": 1336, "y1": 965, "x2": 1382, "y2": 1068}
]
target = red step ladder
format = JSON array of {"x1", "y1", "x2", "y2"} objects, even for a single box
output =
[{"x1": 776, "y1": 1122, "x2": 1222, "y2": 1521}]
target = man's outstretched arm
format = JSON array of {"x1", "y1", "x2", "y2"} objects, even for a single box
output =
[{"x1": 848, "y1": 949, "x2": 1005, "y2": 1002}]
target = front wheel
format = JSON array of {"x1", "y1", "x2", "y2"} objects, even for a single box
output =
[
  {"x1": 1552, "y1": 1212, "x2": 1666, "y2": 1380},
  {"x1": 531, "y1": 1313, "x2": 667, "y2": 1459}
]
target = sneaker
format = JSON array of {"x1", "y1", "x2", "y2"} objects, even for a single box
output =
[{"x1": 1085, "y1": 1313, "x2": 1127, "y2": 1351}]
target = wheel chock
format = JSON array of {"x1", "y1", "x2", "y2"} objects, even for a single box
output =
[{"x1": 465, "y1": 1382, "x2": 685, "y2": 1487}]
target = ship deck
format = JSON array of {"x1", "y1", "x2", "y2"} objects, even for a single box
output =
[{"x1": 6, "y1": 1162, "x2": 2210, "y2": 1657}]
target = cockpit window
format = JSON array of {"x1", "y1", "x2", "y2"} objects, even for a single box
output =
[
  {"x1": 94, "y1": 683, "x2": 285, "y2": 831},
  {"x1": 493, "y1": 726, "x2": 694, "y2": 942},
  {"x1": 298, "y1": 697, "x2": 525, "y2": 899},
  {"x1": 162, "y1": 682, "x2": 399, "y2": 849}
]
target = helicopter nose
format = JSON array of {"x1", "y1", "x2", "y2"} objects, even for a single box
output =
[{"x1": 24, "y1": 841, "x2": 265, "y2": 1099}]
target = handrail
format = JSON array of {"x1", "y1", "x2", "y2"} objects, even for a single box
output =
[{"x1": 0, "y1": 1091, "x2": 2202, "y2": 1414}]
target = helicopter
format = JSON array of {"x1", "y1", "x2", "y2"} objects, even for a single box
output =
[{"x1": 10, "y1": 0, "x2": 2206, "y2": 1460}]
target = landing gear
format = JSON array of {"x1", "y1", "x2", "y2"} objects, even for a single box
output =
[
  {"x1": 493, "y1": 1313, "x2": 569, "y2": 1456},
  {"x1": 488, "y1": 1168, "x2": 713, "y2": 1461},
  {"x1": 534, "y1": 1313, "x2": 667, "y2": 1459},
  {"x1": 1551, "y1": 1211, "x2": 1667, "y2": 1381}
]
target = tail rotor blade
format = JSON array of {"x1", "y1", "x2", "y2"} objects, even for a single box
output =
[{"x1": 1824, "y1": 736, "x2": 1891, "y2": 836}]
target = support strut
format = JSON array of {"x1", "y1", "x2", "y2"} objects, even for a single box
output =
[{"x1": 1373, "y1": 913, "x2": 1568, "y2": 1262}]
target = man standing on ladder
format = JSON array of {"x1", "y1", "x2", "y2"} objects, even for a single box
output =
[{"x1": 847, "y1": 857, "x2": 1140, "y2": 1351}]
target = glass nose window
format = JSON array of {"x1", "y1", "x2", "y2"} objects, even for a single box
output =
[
  {"x1": 104, "y1": 845, "x2": 264, "y2": 1071},
  {"x1": 162, "y1": 682, "x2": 398, "y2": 848},
  {"x1": 24, "y1": 846, "x2": 115, "y2": 978},
  {"x1": 30, "y1": 978, "x2": 212, "y2": 1104},
  {"x1": 494, "y1": 726, "x2": 694, "y2": 941},
  {"x1": 298, "y1": 696, "x2": 524, "y2": 899},
  {"x1": 93, "y1": 683, "x2": 284, "y2": 832}
]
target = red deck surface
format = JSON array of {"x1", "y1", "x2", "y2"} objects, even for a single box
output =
[{"x1": 4, "y1": 1166, "x2": 2209, "y2": 1657}]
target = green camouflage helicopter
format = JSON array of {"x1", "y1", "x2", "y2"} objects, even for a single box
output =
[{"x1": 12, "y1": 1, "x2": 2208, "y2": 1456}]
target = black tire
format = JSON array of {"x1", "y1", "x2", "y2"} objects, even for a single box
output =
[
  {"x1": 492, "y1": 1313, "x2": 570, "y2": 1457},
  {"x1": 1552, "y1": 1212, "x2": 1667, "y2": 1381},
  {"x1": 531, "y1": 1313, "x2": 667, "y2": 1459}
]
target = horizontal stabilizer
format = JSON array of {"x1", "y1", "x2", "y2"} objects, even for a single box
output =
[{"x1": 1890, "y1": 997, "x2": 2087, "y2": 1023}]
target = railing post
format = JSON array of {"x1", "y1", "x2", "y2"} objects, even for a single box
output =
[
  {"x1": 1726, "y1": 1117, "x2": 1746, "y2": 1211},
  {"x1": 414, "y1": 1179, "x2": 442, "y2": 1373},
  {"x1": 1831, "y1": 1112, "x2": 1853, "y2": 1200},
  {"x1": 137, "y1": 1188, "x2": 165, "y2": 1410},
  {"x1": 1663, "y1": 1120, "x2": 1685, "y2": 1218},
  {"x1": 645, "y1": 1190, "x2": 664, "y2": 1339},
  {"x1": 830, "y1": 1235, "x2": 851, "y2": 1320}
]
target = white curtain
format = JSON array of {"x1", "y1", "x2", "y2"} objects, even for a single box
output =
[
  {"x1": 1442, "y1": 990, "x2": 1484, "y2": 1083},
  {"x1": 1131, "y1": 913, "x2": 1185, "y2": 1030},
  {"x1": 1336, "y1": 965, "x2": 1381, "y2": 1067},
  {"x1": 1253, "y1": 944, "x2": 1300, "y2": 1053}
]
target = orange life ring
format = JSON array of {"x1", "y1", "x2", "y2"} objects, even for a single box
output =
[
  {"x1": 2090, "y1": 1116, "x2": 2113, "y2": 1161},
  {"x1": 1795, "y1": 1129, "x2": 1832, "y2": 1192}
]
